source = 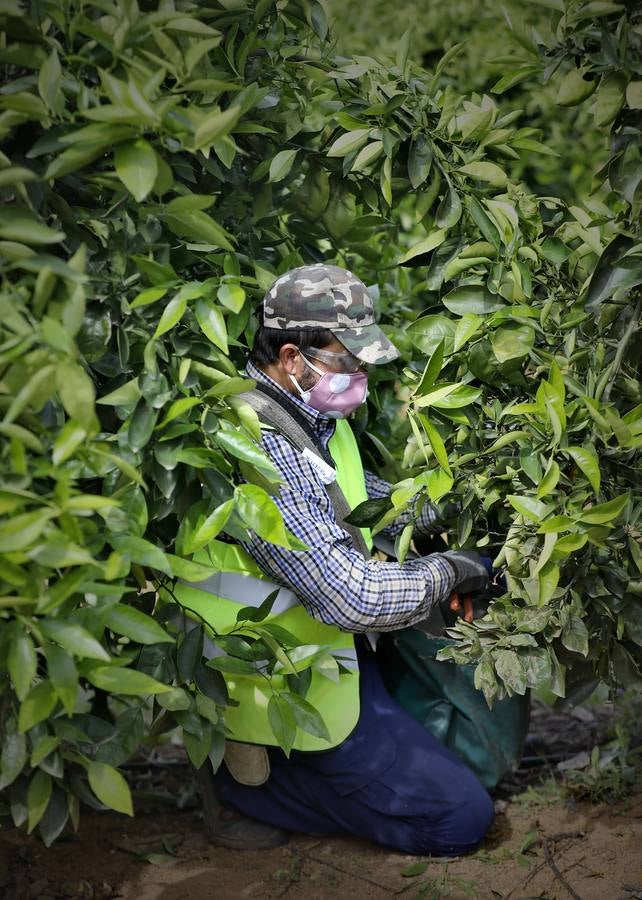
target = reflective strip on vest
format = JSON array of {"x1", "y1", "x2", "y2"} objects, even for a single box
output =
[
  {"x1": 170, "y1": 420, "x2": 369, "y2": 752},
  {"x1": 330, "y1": 419, "x2": 373, "y2": 551}
]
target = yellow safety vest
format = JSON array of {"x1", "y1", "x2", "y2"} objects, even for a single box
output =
[{"x1": 171, "y1": 419, "x2": 372, "y2": 752}]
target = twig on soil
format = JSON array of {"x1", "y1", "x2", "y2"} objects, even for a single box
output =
[
  {"x1": 300, "y1": 850, "x2": 392, "y2": 893},
  {"x1": 542, "y1": 832, "x2": 585, "y2": 900},
  {"x1": 505, "y1": 830, "x2": 585, "y2": 899}
]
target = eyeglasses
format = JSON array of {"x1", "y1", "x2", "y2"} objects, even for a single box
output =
[{"x1": 302, "y1": 346, "x2": 367, "y2": 374}]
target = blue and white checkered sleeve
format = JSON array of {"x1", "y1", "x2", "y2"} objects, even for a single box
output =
[{"x1": 240, "y1": 435, "x2": 456, "y2": 633}]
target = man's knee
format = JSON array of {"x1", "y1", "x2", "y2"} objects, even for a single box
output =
[{"x1": 410, "y1": 779, "x2": 494, "y2": 857}]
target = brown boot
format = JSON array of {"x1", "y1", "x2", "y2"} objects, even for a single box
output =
[{"x1": 194, "y1": 764, "x2": 289, "y2": 850}]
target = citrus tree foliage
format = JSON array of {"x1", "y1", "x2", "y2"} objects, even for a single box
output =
[
  {"x1": 0, "y1": 0, "x2": 640, "y2": 842},
  {"x1": 326, "y1": 0, "x2": 608, "y2": 203}
]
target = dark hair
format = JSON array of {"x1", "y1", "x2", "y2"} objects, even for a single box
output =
[{"x1": 250, "y1": 324, "x2": 335, "y2": 366}]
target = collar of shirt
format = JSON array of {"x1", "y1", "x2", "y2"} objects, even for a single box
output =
[{"x1": 245, "y1": 358, "x2": 336, "y2": 449}]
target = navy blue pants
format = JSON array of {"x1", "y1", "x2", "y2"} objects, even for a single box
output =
[{"x1": 215, "y1": 639, "x2": 494, "y2": 856}]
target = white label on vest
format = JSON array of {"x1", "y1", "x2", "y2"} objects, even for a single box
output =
[{"x1": 302, "y1": 448, "x2": 337, "y2": 485}]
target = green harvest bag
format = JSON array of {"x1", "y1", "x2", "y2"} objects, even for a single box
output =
[{"x1": 378, "y1": 630, "x2": 530, "y2": 789}]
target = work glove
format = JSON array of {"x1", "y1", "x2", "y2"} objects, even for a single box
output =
[{"x1": 441, "y1": 550, "x2": 490, "y2": 595}]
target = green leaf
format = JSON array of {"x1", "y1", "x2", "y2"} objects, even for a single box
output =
[
  {"x1": 97, "y1": 378, "x2": 142, "y2": 407},
  {"x1": 38, "y1": 784, "x2": 68, "y2": 847},
  {"x1": 491, "y1": 325, "x2": 535, "y2": 363},
  {"x1": 537, "y1": 459, "x2": 560, "y2": 498},
  {"x1": 177, "y1": 627, "x2": 204, "y2": 682},
  {"x1": 37, "y1": 48, "x2": 62, "y2": 111},
  {"x1": 484, "y1": 431, "x2": 530, "y2": 453},
  {"x1": 0, "y1": 510, "x2": 55, "y2": 552},
  {"x1": 474, "y1": 654, "x2": 499, "y2": 705},
  {"x1": 402, "y1": 862, "x2": 429, "y2": 877},
  {"x1": 453, "y1": 313, "x2": 482, "y2": 351},
  {"x1": 217, "y1": 283, "x2": 246, "y2": 313},
  {"x1": 561, "y1": 615, "x2": 589, "y2": 656},
  {"x1": 27, "y1": 770, "x2": 52, "y2": 833},
  {"x1": 625, "y1": 80, "x2": 642, "y2": 109},
  {"x1": 0, "y1": 210, "x2": 64, "y2": 245},
  {"x1": 56, "y1": 361, "x2": 96, "y2": 424},
  {"x1": 425, "y1": 467, "x2": 453, "y2": 503},
  {"x1": 395, "y1": 522, "x2": 414, "y2": 565},
  {"x1": 442, "y1": 285, "x2": 504, "y2": 316},
  {"x1": 398, "y1": 228, "x2": 447, "y2": 265},
  {"x1": 235, "y1": 483, "x2": 292, "y2": 548},
  {"x1": 351, "y1": 140, "x2": 383, "y2": 172},
  {"x1": 436, "y1": 182, "x2": 462, "y2": 228},
  {"x1": 267, "y1": 694, "x2": 297, "y2": 756},
  {"x1": 183, "y1": 499, "x2": 234, "y2": 554},
  {"x1": 193, "y1": 106, "x2": 241, "y2": 150},
  {"x1": 87, "y1": 666, "x2": 171, "y2": 696},
  {"x1": 414, "y1": 340, "x2": 444, "y2": 395},
  {"x1": 207, "y1": 656, "x2": 257, "y2": 675},
  {"x1": 18, "y1": 681, "x2": 57, "y2": 733},
  {"x1": 416, "y1": 383, "x2": 481, "y2": 412},
  {"x1": 459, "y1": 161, "x2": 508, "y2": 186},
  {"x1": 567, "y1": 445, "x2": 601, "y2": 495},
  {"x1": 183, "y1": 725, "x2": 213, "y2": 769},
  {"x1": 165, "y1": 210, "x2": 234, "y2": 250},
  {"x1": 156, "y1": 396, "x2": 201, "y2": 429},
  {"x1": 46, "y1": 645, "x2": 78, "y2": 716},
  {"x1": 578, "y1": 494, "x2": 628, "y2": 525},
  {"x1": 408, "y1": 135, "x2": 433, "y2": 189},
  {"x1": 279, "y1": 692, "x2": 330, "y2": 742},
  {"x1": 585, "y1": 236, "x2": 642, "y2": 314},
  {"x1": 153, "y1": 291, "x2": 187, "y2": 339},
  {"x1": 538, "y1": 561, "x2": 559, "y2": 604},
  {"x1": 156, "y1": 686, "x2": 191, "y2": 711},
  {"x1": 236, "y1": 589, "x2": 280, "y2": 624},
  {"x1": 407, "y1": 315, "x2": 455, "y2": 356},
  {"x1": 128, "y1": 401, "x2": 158, "y2": 452},
  {"x1": 165, "y1": 554, "x2": 213, "y2": 582},
  {"x1": 105, "y1": 604, "x2": 173, "y2": 645},
  {"x1": 520, "y1": 647, "x2": 552, "y2": 689},
  {"x1": 110, "y1": 535, "x2": 172, "y2": 575},
  {"x1": 8, "y1": 624, "x2": 37, "y2": 700},
  {"x1": 268, "y1": 149, "x2": 298, "y2": 183},
  {"x1": 326, "y1": 128, "x2": 370, "y2": 157},
  {"x1": 491, "y1": 65, "x2": 539, "y2": 94},
  {"x1": 216, "y1": 428, "x2": 281, "y2": 481},
  {"x1": 195, "y1": 299, "x2": 228, "y2": 353},
  {"x1": 40, "y1": 619, "x2": 110, "y2": 661},
  {"x1": 418, "y1": 414, "x2": 451, "y2": 475},
  {"x1": 114, "y1": 139, "x2": 158, "y2": 202},
  {"x1": 87, "y1": 761, "x2": 133, "y2": 816},
  {"x1": 494, "y1": 649, "x2": 527, "y2": 695},
  {"x1": 30, "y1": 735, "x2": 60, "y2": 768},
  {"x1": 507, "y1": 495, "x2": 553, "y2": 522},
  {"x1": 594, "y1": 72, "x2": 628, "y2": 126},
  {"x1": 0, "y1": 731, "x2": 26, "y2": 790},
  {"x1": 557, "y1": 68, "x2": 597, "y2": 107},
  {"x1": 52, "y1": 420, "x2": 86, "y2": 466}
]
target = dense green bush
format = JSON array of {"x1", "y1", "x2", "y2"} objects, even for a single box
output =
[{"x1": 0, "y1": 0, "x2": 640, "y2": 842}]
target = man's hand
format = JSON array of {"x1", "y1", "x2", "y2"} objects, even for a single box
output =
[
  {"x1": 448, "y1": 591, "x2": 474, "y2": 623},
  {"x1": 441, "y1": 550, "x2": 490, "y2": 595}
]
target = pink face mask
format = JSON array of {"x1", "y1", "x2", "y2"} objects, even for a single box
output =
[{"x1": 289, "y1": 352, "x2": 368, "y2": 419}]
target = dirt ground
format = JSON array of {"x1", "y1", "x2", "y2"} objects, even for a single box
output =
[{"x1": 2, "y1": 700, "x2": 642, "y2": 900}]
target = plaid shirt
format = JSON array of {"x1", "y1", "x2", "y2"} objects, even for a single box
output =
[{"x1": 240, "y1": 361, "x2": 456, "y2": 633}]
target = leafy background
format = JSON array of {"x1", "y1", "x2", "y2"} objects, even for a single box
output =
[{"x1": 0, "y1": 0, "x2": 640, "y2": 843}]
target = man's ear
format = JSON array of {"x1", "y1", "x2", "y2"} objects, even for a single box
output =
[{"x1": 278, "y1": 343, "x2": 300, "y2": 374}]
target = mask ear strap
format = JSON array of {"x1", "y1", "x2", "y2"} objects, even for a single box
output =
[
  {"x1": 299, "y1": 351, "x2": 324, "y2": 377},
  {"x1": 288, "y1": 372, "x2": 309, "y2": 400}
]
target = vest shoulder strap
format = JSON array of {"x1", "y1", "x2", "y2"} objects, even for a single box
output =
[{"x1": 239, "y1": 386, "x2": 370, "y2": 559}]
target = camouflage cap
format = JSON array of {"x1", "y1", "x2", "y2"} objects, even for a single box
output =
[{"x1": 263, "y1": 264, "x2": 399, "y2": 364}]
